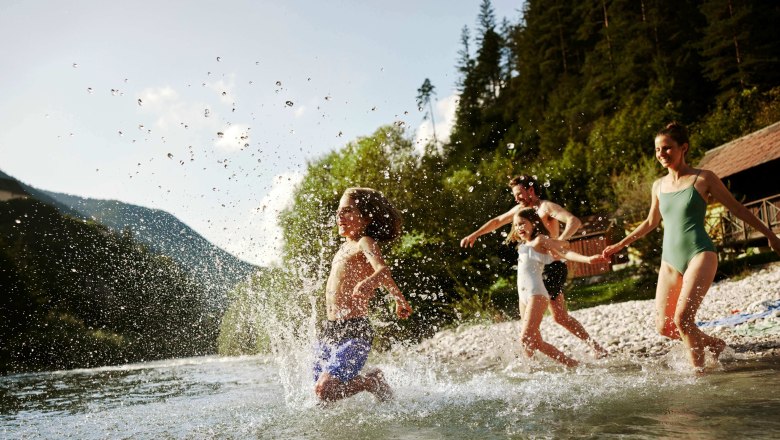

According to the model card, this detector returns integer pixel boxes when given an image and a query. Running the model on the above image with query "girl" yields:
[505,207,606,367]
[602,122,780,371]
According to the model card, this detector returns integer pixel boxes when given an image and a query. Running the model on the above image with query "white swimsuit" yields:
[516,244,554,301]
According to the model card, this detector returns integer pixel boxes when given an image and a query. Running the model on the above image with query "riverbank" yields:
[402,262,780,368]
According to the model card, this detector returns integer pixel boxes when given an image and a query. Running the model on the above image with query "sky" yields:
[0,0,523,266]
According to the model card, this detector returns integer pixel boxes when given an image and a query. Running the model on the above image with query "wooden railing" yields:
[706,194,780,246]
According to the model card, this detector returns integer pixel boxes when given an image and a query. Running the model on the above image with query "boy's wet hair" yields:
[504,207,551,244]
[508,174,542,198]
[656,121,690,147]
[344,187,403,242]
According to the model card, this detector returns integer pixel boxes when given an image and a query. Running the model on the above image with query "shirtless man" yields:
[460,175,607,357]
[313,187,412,403]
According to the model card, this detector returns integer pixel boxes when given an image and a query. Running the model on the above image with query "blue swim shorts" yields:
[313,318,374,383]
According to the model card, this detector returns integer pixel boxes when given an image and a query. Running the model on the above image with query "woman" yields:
[602,122,780,371]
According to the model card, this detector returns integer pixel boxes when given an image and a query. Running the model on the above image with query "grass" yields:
[564,251,780,311]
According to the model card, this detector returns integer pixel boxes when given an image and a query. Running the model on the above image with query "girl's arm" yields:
[702,170,780,254]
[534,236,606,264]
[355,237,412,319]
[602,179,663,258]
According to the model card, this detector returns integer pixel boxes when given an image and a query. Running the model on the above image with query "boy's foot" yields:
[365,368,393,402]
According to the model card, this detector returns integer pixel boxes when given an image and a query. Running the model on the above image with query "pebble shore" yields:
[404,262,780,367]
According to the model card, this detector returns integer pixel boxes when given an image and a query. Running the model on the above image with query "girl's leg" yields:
[655,262,683,340]
[548,293,607,357]
[521,295,579,367]
[676,252,723,369]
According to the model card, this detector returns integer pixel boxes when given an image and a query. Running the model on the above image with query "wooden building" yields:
[567,214,612,278]
[698,121,780,248]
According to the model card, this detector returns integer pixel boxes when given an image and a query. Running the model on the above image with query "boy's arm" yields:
[460,205,519,248]
[356,237,412,319]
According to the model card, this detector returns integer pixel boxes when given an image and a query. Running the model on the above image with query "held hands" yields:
[601,243,623,259]
[587,254,609,264]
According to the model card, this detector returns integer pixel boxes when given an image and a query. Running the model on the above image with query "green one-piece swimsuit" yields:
[658,172,716,275]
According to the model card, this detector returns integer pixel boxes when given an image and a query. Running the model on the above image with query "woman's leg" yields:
[521,295,579,367]
[676,252,723,368]
[655,262,683,340]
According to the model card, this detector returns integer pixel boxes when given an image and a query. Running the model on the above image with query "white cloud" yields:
[205,77,236,105]
[413,93,458,153]
[138,86,217,133]
[214,123,251,152]
[232,172,304,266]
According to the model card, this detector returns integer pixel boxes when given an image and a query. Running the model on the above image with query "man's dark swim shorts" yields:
[542,260,567,301]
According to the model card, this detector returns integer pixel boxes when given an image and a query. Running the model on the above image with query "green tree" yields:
[416,78,438,145]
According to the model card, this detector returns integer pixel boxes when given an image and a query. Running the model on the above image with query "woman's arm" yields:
[602,179,663,258]
[702,170,780,254]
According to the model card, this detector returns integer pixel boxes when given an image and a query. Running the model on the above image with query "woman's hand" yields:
[602,243,623,259]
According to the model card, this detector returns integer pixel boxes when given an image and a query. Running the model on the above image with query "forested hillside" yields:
[218,0,780,353]
[0,199,219,373]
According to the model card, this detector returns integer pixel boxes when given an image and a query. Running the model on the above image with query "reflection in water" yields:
[2,355,780,439]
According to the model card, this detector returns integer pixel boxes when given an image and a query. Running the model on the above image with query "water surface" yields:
[2,352,780,439]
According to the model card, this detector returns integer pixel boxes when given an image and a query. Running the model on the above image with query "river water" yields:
[2,351,780,439]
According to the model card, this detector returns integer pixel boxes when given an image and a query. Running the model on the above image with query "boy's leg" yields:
[315,338,384,402]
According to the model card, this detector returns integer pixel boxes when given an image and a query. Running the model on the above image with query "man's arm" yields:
[542,201,582,240]
[460,205,520,248]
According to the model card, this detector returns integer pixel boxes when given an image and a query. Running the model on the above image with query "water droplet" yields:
[217,132,224,138]
[87,87,93,94]
[507,143,515,150]
[137,99,143,106]
[324,95,332,101]
[543,181,550,187]
[221,91,227,96]
[204,109,210,118]
[285,101,294,107]
[118,131,123,136]
[111,88,119,96]
[216,56,221,62]
[14,219,21,224]
[337,131,343,137]
[72,63,78,68]
[275,81,282,86]
[468,186,474,192]
[167,153,173,159]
